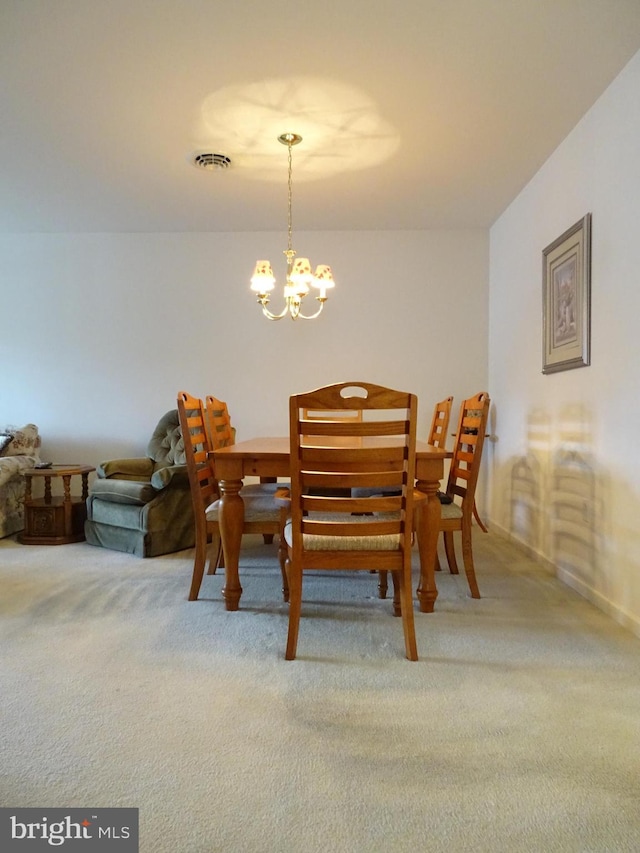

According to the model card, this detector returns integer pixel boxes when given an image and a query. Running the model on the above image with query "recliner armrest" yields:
[89,478,158,506]
[0,455,37,487]
[97,457,154,480]
[150,464,190,490]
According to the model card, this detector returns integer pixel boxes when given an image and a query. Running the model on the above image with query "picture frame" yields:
[542,213,591,374]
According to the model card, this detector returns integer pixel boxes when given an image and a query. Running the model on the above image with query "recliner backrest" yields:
[147,410,186,468]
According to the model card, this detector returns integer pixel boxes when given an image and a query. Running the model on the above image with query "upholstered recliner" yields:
[85,410,195,557]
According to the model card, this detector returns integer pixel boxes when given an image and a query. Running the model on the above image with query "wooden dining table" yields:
[213,436,451,613]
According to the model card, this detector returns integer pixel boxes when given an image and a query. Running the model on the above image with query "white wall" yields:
[0,228,488,464]
[488,49,640,636]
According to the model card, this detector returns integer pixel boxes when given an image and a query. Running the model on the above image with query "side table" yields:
[20,464,95,545]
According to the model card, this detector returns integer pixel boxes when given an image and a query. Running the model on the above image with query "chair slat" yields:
[301,518,402,538]
[302,470,404,489]
[300,419,409,437]
[301,494,404,515]
[300,445,408,465]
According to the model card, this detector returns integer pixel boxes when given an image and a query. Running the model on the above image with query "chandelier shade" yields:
[250,133,335,320]
[250,261,276,293]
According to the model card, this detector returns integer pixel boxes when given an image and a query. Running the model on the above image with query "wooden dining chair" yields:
[205,395,235,450]
[429,396,453,448]
[465,405,489,533]
[177,391,287,602]
[436,391,491,598]
[281,381,421,661]
[205,394,281,543]
[445,400,489,533]
[377,393,454,597]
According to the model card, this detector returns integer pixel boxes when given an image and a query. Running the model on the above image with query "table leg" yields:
[415,476,441,613]
[62,474,72,538]
[218,478,244,611]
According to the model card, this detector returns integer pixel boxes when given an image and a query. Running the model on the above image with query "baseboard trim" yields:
[487,520,640,640]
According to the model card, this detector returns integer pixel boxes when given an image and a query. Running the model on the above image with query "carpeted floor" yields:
[1,531,639,852]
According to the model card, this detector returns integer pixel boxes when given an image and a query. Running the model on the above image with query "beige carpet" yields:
[1,531,639,852]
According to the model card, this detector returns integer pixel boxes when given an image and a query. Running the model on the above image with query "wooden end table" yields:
[20,464,95,545]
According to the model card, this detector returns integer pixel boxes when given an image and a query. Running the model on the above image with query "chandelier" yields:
[250,133,335,320]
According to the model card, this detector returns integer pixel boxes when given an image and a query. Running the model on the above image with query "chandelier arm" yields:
[294,299,327,320]
[259,301,290,321]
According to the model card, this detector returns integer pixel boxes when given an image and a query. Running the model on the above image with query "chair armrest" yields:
[97,457,154,480]
[150,464,190,490]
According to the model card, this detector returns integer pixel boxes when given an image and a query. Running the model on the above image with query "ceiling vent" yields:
[192,152,232,171]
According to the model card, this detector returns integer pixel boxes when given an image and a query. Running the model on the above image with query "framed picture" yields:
[542,213,591,374]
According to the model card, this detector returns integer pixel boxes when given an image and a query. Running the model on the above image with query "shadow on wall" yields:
[510,451,543,552]
[504,404,607,595]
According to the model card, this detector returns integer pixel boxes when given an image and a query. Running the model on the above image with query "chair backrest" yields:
[428,396,453,449]
[444,391,490,512]
[205,396,235,450]
[289,382,418,556]
[177,392,218,524]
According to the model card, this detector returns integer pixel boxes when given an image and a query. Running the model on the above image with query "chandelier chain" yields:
[287,140,293,254]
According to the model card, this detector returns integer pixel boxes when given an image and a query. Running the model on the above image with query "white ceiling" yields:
[2,0,640,233]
